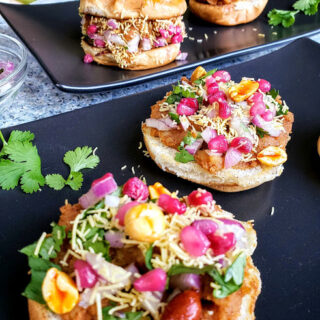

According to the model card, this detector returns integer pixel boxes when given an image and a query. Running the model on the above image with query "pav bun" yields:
[79,0,187,19]
[189,0,268,26]
[81,40,181,70]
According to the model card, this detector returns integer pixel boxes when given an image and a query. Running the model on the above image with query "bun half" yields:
[189,0,268,26]
[81,40,181,70]
[79,0,187,19]
[142,125,283,192]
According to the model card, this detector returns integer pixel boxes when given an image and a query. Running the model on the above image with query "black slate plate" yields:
[0,1,320,92]
[0,38,320,319]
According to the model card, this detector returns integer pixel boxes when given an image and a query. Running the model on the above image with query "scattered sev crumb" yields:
[189,36,195,41]
[131,166,135,175]
[252,28,257,32]
[270,207,275,216]
[138,141,143,149]
[213,30,218,34]
[143,150,150,158]
[241,29,245,32]
[258,33,265,38]
[197,39,203,43]
[204,33,208,40]
[121,165,127,171]
[272,32,278,36]
[188,27,193,31]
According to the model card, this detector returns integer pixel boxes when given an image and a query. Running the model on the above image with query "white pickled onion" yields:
[134,269,167,292]
[104,31,126,46]
[170,273,201,291]
[180,226,210,257]
[224,147,242,169]
[145,118,177,131]
[185,139,203,155]
[192,219,218,236]
[107,19,118,30]
[201,127,217,144]
[141,291,163,316]
[116,201,140,226]
[141,38,152,51]
[180,116,190,131]
[176,52,188,61]
[74,260,98,289]
[79,189,99,209]
[218,218,246,248]
[125,263,140,283]
[162,117,178,128]
[154,37,167,47]
[104,230,124,248]
[252,114,281,137]
[127,34,140,53]
[104,195,120,207]
[230,116,254,142]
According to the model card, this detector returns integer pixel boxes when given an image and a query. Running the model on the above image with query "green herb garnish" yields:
[267,89,288,116]
[193,68,217,85]
[175,146,194,163]
[169,112,180,124]
[166,84,197,104]
[182,131,196,146]
[102,306,143,320]
[145,244,154,270]
[256,127,269,138]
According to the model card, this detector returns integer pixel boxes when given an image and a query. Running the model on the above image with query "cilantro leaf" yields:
[293,0,320,15]
[169,112,180,124]
[111,186,123,197]
[267,9,299,28]
[0,140,45,193]
[45,174,66,190]
[22,257,61,304]
[256,127,269,138]
[193,68,217,84]
[267,88,279,100]
[145,244,154,270]
[224,252,246,285]
[168,264,214,276]
[64,146,100,172]
[8,130,34,143]
[84,239,110,261]
[66,171,83,190]
[166,85,197,105]
[51,223,66,251]
[102,306,143,320]
[175,146,194,163]
[183,132,196,146]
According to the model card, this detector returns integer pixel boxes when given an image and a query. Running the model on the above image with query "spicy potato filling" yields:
[81,14,186,52]
[144,67,294,172]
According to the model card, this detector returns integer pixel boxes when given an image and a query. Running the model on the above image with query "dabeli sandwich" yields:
[79,0,187,70]
[142,66,294,192]
[22,173,261,320]
[189,0,268,26]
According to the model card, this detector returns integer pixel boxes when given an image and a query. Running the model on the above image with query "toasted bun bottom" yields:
[81,40,181,70]
[189,0,268,26]
[142,126,283,192]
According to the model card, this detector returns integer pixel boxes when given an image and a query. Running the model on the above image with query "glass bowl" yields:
[0,34,28,113]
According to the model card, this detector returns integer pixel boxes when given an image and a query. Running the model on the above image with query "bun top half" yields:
[79,0,187,19]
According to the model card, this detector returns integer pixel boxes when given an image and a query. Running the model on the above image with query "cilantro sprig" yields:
[168,253,246,299]
[102,306,143,320]
[145,244,154,270]
[267,88,288,116]
[46,146,99,191]
[193,68,217,85]
[268,0,320,28]
[0,130,100,193]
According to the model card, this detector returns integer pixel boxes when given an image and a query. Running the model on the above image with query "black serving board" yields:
[0,38,320,319]
[0,1,320,92]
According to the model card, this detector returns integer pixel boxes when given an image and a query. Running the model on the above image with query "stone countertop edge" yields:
[0,14,320,129]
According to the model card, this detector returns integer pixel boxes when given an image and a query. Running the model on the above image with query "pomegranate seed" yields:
[94,39,105,48]
[134,268,167,292]
[205,75,216,87]
[213,70,231,83]
[171,33,183,44]
[207,82,219,96]
[176,98,198,116]
[158,194,186,215]
[159,28,169,38]
[247,92,263,104]
[175,25,182,35]
[208,135,228,153]
[123,177,149,201]
[250,101,266,116]
[208,91,227,105]
[257,79,271,93]
[83,54,93,64]
[261,110,273,122]
[188,189,214,206]
[230,137,253,154]
[208,232,236,255]
[192,219,218,236]
[87,24,97,35]
[218,101,231,119]
[180,226,210,257]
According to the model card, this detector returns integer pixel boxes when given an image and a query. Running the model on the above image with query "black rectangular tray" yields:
[0,38,319,319]
[0,1,320,92]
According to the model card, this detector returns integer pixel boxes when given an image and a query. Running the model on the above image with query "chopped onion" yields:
[224,147,242,169]
[141,291,163,316]
[141,38,152,51]
[104,230,124,248]
[145,118,177,131]
[74,260,99,289]
[230,116,254,142]
[127,34,140,53]
[180,116,190,131]
[176,52,188,61]
[134,268,167,292]
[170,273,201,291]
[201,127,217,144]
[218,218,246,248]
[125,263,140,283]
[154,37,167,47]
[107,19,118,30]
[252,114,281,137]
[104,195,120,207]
[185,139,203,155]
[104,31,126,46]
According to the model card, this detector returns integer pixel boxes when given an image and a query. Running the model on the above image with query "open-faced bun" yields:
[79,0,187,19]
[28,299,59,320]
[189,0,268,26]
[81,40,181,70]
[142,125,284,192]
